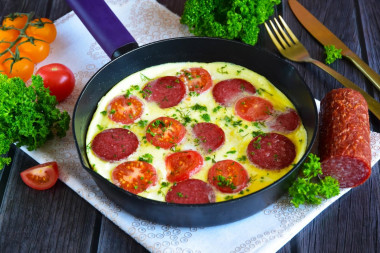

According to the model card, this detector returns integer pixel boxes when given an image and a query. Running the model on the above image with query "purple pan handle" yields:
[65,0,138,59]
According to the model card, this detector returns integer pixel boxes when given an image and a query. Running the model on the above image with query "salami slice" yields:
[318,88,371,188]
[247,133,296,170]
[235,96,273,122]
[142,76,186,108]
[212,78,256,106]
[91,128,139,162]
[268,109,300,132]
[165,179,216,204]
[193,122,225,153]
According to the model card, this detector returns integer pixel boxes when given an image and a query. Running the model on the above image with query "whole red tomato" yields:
[36,63,75,102]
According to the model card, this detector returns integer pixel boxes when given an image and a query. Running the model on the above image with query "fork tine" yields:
[273,18,293,45]
[269,20,289,49]
[264,22,284,51]
[278,15,299,43]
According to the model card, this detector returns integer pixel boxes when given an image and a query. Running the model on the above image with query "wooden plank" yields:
[0,149,97,252]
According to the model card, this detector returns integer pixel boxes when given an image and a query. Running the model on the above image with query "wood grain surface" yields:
[0,0,378,252]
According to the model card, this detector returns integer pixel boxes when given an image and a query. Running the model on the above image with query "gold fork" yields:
[265,16,380,120]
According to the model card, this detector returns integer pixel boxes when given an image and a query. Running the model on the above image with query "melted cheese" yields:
[86,62,307,202]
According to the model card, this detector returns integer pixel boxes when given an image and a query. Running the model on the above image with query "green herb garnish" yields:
[289,153,340,208]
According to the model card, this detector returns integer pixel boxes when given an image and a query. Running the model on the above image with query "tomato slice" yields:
[107,95,144,124]
[20,162,59,190]
[178,67,212,94]
[235,96,273,122]
[165,150,203,182]
[111,161,157,194]
[146,117,186,149]
[208,160,249,193]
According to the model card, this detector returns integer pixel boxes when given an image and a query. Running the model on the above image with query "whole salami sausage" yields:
[319,88,371,188]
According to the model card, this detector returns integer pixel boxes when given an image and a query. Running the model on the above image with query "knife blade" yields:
[288,0,380,93]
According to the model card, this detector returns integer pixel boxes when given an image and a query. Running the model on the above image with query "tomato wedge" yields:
[20,162,59,190]
[146,117,186,149]
[235,96,273,122]
[178,67,212,94]
[165,150,203,182]
[208,160,249,193]
[111,161,157,194]
[107,95,144,124]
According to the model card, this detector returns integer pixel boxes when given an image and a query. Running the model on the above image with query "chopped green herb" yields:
[217,64,228,74]
[237,155,247,162]
[138,153,153,163]
[140,73,152,81]
[226,150,236,154]
[137,120,148,128]
[189,91,200,97]
[213,105,222,113]
[100,111,107,116]
[201,113,211,122]
[191,103,207,112]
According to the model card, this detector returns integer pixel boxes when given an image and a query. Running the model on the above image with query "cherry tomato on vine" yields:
[20,162,59,190]
[0,27,19,43]
[16,37,50,63]
[0,44,12,65]
[0,64,5,75]
[2,13,28,29]
[36,63,75,102]
[3,55,34,82]
[26,18,57,43]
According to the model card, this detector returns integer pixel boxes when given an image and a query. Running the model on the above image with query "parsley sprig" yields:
[289,153,340,207]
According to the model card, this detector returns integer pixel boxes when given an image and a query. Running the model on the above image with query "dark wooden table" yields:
[1,0,379,252]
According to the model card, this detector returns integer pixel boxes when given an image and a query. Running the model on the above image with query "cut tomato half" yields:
[178,67,212,94]
[20,162,59,190]
[111,161,157,194]
[165,150,203,182]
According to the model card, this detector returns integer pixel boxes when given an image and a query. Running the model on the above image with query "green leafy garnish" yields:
[138,153,154,163]
[180,0,281,46]
[0,75,70,168]
[324,45,342,64]
[289,153,340,208]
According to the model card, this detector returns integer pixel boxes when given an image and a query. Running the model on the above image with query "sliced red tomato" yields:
[20,162,59,190]
[165,150,203,182]
[107,95,143,124]
[111,161,157,194]
[208,160,249,193]
[235,96,273,122]
[146,117,186,149]
[178,67,212,94]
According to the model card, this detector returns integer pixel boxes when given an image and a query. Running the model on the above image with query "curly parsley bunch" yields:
[180,0,281,46]
[289,153,340,207]
[0,74,70,168]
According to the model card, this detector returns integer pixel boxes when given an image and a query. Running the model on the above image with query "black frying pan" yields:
[68,0,318,226]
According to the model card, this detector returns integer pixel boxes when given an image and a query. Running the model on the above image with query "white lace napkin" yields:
[20,1,380,252]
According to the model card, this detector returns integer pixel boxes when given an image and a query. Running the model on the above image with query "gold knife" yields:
[288,0,380,93]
